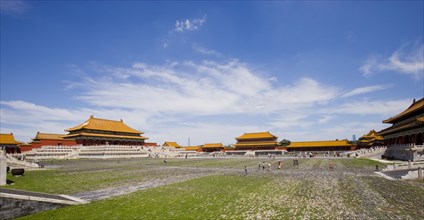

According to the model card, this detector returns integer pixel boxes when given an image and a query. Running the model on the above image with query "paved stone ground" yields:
[72,166,238,201]
[71,159,381,201]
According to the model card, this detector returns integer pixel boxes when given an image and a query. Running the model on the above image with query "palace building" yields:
[199,143,224,152]
[379,98,424,161]
[358,130,384,147]
[0,133,21,154]
[63,116,148,146]
[287,140,354,152]
[20,132,77,152]
[233,132,278,150]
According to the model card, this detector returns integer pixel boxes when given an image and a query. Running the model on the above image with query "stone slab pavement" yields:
[72,172,216,201]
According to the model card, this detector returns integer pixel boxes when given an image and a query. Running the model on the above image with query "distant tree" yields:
[279,139,291,147]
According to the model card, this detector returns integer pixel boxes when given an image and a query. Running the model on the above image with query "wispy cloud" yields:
[323,99,412,116]
[341,84,391,98]
[70,60,339,115]
[174,15,207,32]
[0,0,29,15]
[359,43,424,79]
[192,43,222,57]
[1,59,341,143]
[0,57,411,144]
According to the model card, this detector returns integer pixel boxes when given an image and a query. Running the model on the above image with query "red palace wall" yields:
[19,144,33,152]
[20,139,77,152]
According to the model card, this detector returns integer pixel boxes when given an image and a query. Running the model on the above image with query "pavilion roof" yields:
[236,131,278,140]
[65,116,143,134]
[360,130,383,140]
[383,98,424,124]
[0,133,21,145]
[33,132,66,141]
[163,141,182,148]
[184,146,200,151]
[287,140,352,148]
[233,142,277,147]
[202,143,224,148]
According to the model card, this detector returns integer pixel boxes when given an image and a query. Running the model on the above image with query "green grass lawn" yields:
[2,158,422,219]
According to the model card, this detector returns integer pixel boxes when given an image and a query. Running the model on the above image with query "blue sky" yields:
[1,1,423,145]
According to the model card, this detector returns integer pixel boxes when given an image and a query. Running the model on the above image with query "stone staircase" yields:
[5,154,40,169]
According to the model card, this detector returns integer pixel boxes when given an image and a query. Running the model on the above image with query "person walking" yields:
[244,166,248,176]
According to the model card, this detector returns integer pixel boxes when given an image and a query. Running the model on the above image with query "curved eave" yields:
[383,98,424,124]
[378,121,423,136]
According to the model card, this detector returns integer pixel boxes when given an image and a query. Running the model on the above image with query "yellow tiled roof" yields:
[234,141,277,146]
[360,130,383,140]
[362,129,377,138]
[64,132,147,140]
[287,140,352,148]
[378,120,422,136]
[33,132,66,140]
[236,132,278,140]
[65,116,143,134]
[0,133,20,145]
[383,98,424,123]
[163,141,182,148]
[418,116,424,122]
[184,146,200,151]
[202,143,224,148]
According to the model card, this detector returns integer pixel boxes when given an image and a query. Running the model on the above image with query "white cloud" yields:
[70,60,339,116]
[324,99,412,116]
[341,84,391,98]
[1,59,343,143]
[174,15,207,32]
[0,57,411,145]
[359,44,424,78]
[0,0,29,15]
[268,112,313,130]
[192,43,221,57]
[315,122,390,142]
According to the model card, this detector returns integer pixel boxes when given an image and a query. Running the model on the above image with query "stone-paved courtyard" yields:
[3,157,424,219]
